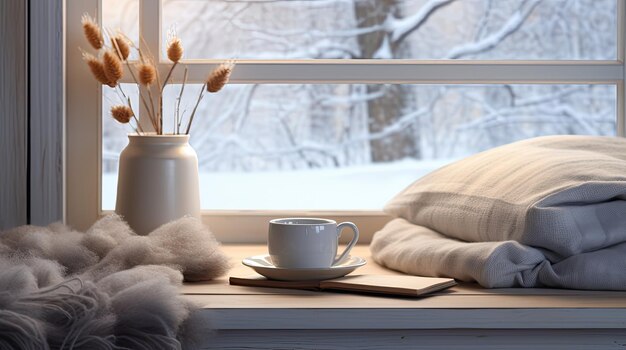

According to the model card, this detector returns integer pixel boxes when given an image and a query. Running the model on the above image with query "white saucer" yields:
[242,255,366,281]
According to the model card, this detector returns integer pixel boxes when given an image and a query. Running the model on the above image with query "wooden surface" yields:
[29,0,64,226]
[182,245,626,330]
[186,245,626,349]
[0,1,28,229]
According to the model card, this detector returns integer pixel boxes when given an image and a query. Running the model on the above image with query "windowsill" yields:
[181,244,626,347]
[99,211,392,243]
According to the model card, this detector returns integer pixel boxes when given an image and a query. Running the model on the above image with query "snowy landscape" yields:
[102,0,617,210]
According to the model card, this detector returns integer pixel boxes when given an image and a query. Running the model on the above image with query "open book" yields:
[229,274,456,297]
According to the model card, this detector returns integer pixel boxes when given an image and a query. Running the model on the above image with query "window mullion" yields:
[617,0,626,136]
[618,0,625,63]
[138,0,161,132]
[66,0,101,231]
[119,61,624,85]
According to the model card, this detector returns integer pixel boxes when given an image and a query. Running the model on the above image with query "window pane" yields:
[102,84,616,210]
[102,83,139,210]
[103,0,139,59]
[161,0,616,60]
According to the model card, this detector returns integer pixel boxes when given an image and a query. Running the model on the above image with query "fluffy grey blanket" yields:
[0,214,230,349]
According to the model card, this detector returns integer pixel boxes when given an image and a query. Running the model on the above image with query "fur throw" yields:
[0,215,231,349]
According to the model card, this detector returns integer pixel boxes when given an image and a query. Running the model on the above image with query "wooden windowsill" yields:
[181,244,626,349]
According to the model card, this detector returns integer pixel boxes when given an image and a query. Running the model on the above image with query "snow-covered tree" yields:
[103,0,616,173]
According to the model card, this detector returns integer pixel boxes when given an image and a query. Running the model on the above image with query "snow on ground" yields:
[102,159,454,211]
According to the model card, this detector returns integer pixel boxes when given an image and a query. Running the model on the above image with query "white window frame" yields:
[66,0,626,243]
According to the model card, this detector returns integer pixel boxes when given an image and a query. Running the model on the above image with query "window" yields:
[162,0,617,60]
[66,0,626,242]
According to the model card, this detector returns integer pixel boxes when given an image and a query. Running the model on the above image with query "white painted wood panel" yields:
[200,212,390,244]
[617,0,626,136]
[186,293,626,309]
[203,330,626,350]
[66,0,101,231]
[0,1,28,229]
[124,60,625,85]
[29,0,64,226]
[197,307,626,330]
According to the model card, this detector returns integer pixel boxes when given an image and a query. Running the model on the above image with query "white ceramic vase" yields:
[115,134,201,235]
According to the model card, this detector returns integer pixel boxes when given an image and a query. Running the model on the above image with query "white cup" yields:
[268,218,360,269]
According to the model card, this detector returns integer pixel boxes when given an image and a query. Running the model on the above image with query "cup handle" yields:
[333,222,359,266]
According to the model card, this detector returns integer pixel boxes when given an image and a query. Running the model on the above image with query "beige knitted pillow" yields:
[384,135,626,257]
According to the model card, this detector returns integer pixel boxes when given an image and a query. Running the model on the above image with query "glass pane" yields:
[102,0,140,59]
[102,84,139,210]
[161,0,616,60]
[102,84,616,210]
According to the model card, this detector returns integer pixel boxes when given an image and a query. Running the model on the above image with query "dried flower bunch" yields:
[80,14,234,135]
